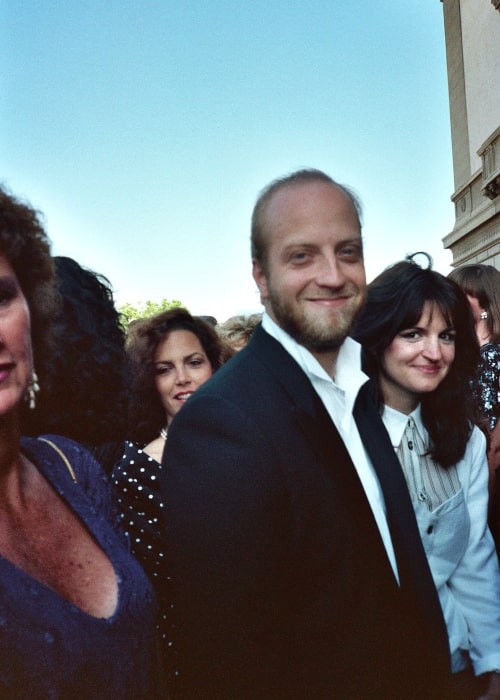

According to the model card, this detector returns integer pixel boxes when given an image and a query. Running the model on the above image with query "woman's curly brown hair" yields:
[0,186,59,425]
[126,307,233,443]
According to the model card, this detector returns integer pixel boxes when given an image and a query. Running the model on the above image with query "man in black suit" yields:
[161,169,451,698]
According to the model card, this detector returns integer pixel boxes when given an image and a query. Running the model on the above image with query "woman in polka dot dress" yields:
[112,308,231,661]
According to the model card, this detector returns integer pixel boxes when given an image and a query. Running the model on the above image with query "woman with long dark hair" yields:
[354,259,500,700]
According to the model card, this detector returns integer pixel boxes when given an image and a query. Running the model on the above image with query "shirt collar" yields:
[261,311,368,399]
[382,403,426,447]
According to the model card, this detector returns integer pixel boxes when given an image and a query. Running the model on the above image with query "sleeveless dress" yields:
[0,435,163,699]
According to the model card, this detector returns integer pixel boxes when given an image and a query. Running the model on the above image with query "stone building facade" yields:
[440,0,500,267]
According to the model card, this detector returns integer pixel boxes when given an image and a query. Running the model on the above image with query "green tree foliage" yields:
[118,298,185,326]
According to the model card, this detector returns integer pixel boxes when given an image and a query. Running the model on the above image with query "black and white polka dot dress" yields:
[112,440,170,646]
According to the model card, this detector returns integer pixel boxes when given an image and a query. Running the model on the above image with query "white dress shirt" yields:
[383,403,500,674]
[261,312,399,582]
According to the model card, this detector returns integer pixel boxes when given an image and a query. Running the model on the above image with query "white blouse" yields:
[383,404,500,674]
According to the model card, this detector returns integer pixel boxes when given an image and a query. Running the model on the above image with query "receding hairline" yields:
[251,169,362,264]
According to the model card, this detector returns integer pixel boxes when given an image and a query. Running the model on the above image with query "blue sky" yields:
[1,1,454,322]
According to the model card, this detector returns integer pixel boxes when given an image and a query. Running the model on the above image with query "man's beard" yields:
[268,285,365,354]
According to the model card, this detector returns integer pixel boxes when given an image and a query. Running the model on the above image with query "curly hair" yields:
[28,256,129,454]
[0,186,59,426]
[217,313,262,350]
[353,260,480,468]
[126,307,232,443]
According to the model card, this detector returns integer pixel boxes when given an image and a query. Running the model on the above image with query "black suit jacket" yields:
[161,325,450,699]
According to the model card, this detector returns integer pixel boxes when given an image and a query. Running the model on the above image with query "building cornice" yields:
[478,126,500,201]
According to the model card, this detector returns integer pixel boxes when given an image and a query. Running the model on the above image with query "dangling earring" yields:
[26,370,40,410]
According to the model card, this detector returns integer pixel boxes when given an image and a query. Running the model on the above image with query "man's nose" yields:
[315,256,345,288]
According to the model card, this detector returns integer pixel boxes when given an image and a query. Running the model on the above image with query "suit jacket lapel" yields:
[353,381,431,578]
[249,326,362,474]
[354,381,450,662]
[248,326,397,536]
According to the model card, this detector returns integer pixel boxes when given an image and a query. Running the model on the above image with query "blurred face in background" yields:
[465,294,491,345]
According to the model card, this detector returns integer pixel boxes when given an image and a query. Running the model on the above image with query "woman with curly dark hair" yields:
[0,188,58,416]
[0,186,163,697]
[112,307,232,654]
[24,256,129,473]
[354,258,500,700]
[123,307,229,448]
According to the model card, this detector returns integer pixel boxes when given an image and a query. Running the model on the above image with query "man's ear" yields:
[252,258,269,302]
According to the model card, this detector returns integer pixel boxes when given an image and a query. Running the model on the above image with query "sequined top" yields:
[473,342,500,430]
[112,441,170,649]
[0,435,162,699]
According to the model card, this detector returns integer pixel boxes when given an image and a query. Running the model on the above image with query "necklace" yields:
[160,427,168,441]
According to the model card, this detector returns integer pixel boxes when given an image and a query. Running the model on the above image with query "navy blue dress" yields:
[0,435,162,699]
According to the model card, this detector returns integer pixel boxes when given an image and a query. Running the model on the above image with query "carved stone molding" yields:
[478,127,500,200]
[453,224,500,260]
